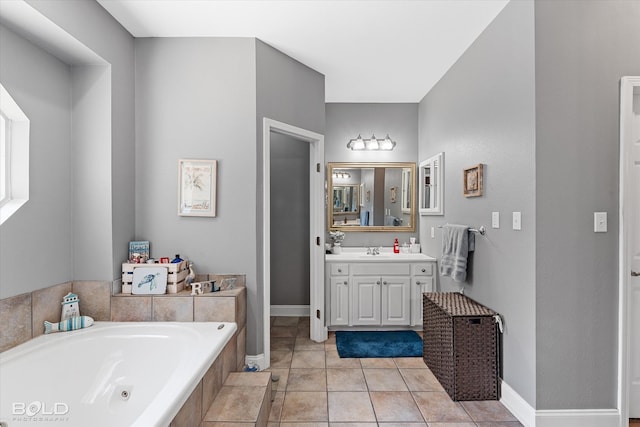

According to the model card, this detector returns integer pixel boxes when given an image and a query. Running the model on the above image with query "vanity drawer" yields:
[331,263,350,276]
[412,263,434,276]
[351,263,410,276]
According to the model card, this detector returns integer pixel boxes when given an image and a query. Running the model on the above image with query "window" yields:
[0,112,7,205]
[0,84,30,225]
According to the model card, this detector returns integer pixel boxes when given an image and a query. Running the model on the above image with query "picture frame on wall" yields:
[178,159,217,217]
[463,164,483,197]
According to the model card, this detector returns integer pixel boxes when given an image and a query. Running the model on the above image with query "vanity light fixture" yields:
[347,133,396,151]
[347,134,366,150]
[333,171,351,179]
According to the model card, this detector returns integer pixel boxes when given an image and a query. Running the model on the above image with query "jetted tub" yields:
[0,321,237,427]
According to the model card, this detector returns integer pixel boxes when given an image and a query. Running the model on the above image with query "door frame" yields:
[618,76,640,425]
[262,118,327,369]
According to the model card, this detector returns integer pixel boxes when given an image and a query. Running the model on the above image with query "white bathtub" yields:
[0,321,237,427]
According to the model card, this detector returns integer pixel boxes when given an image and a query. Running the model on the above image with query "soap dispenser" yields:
[393,238,400,254]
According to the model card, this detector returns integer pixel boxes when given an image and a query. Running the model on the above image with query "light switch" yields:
[492,212,500,229]
[594,212,607,232]
[431,226,435,238]
[512,212,522,230]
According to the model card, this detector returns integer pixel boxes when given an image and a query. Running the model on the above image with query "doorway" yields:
[270,133,310,314]
[262,118,326,370]
[619,76,640,425]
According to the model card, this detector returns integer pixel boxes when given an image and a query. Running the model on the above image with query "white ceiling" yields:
[96,0,509,103]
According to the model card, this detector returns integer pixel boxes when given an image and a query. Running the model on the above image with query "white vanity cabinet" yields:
[411,262,436,325]
[351,275,411,325]
[351,276,382,325]
[326,252,436,329]
[330,263,350,326]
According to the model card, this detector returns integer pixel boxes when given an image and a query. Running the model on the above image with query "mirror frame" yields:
[327,162,416,232]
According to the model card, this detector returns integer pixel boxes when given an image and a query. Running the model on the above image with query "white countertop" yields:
[325,247,436,262]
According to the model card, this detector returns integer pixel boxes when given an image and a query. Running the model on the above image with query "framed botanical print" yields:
[178,159,217,217]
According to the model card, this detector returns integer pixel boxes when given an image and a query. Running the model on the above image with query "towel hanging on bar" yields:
[440,224,474,282]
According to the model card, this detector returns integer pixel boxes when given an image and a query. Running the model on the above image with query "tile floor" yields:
[267,316,522,427]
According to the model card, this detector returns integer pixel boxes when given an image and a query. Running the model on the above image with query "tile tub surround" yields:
[0,275,246,359]
[0,293,32,352]
[170,330,241,427]
[1,278,250,427]
[0,280,111,351]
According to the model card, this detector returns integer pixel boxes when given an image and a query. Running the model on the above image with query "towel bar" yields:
[437,225,486,235]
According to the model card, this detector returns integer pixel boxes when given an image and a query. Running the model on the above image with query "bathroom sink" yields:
[326,249,436,262]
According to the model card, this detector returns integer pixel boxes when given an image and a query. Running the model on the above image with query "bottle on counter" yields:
[393,238,400,254]
[171,254,183,263]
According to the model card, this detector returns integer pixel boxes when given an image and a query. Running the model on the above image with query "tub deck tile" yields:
[224,372,271,387]
[203,372,272,427]
[204,385,267,422]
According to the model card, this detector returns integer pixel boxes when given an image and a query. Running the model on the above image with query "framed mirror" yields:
[419,152,444,215]
[328,162,416,232]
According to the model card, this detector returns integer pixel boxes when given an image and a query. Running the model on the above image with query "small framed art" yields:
[463,164,483,197]
[178,159,217,217]
[132,266,167,295]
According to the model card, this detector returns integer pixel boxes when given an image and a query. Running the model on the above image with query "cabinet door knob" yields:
[421,268,426,273]
[632,270,640,277]
[416,281,421,285]
[383,281,388,285]
[338,269,342,273]
[343,281,348,285]
[376,281,381,285]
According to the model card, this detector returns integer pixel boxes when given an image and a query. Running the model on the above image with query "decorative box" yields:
[122,260,188,294]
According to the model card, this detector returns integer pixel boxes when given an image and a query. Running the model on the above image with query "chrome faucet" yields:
[366,246,381,255]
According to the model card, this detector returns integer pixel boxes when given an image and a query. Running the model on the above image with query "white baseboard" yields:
[245,353,266,371]
[536,409,620,427]
[500,380,536,427]
[500,380,621,427]
[270,305,310,317]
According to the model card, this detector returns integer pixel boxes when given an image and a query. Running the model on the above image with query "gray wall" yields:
[0,0,135,297]
[256,39,325,354]
[134,38,257,297]
[418,0,537,407]
[71,65,113,280]
[270,132,310,306]
[534,0,640,409]
[0,25,73,298]
[0,0,134,297]
[325,103,419,247]
[134,38,324,356]
[26,0,136,282]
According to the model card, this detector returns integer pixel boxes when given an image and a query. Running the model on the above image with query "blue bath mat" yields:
[336,330,423,358]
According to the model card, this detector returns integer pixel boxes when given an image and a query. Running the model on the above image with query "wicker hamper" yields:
[422,292,501,401]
